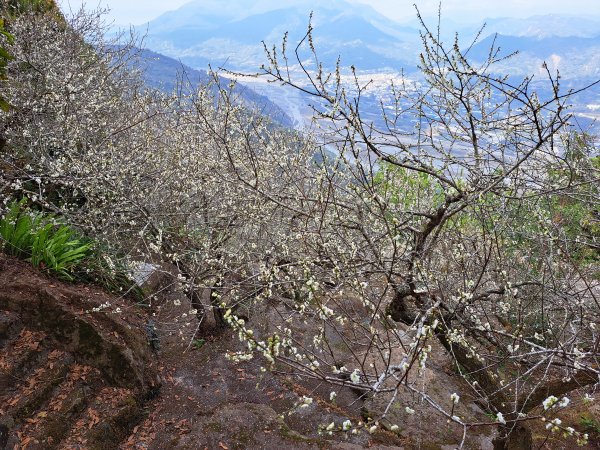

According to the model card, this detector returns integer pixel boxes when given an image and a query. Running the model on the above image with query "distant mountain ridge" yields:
[140,0,420,72]
[468,33,600,79]
[139,1,600,79]
[481,14,600,38]
[132,2,600,133]
[132,48,293,127]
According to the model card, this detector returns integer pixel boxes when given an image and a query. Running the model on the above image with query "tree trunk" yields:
[387,283,417,324]
[210,278,228,330]
[493,423,532,450]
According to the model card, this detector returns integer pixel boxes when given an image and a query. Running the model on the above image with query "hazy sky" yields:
[58,0,600,26]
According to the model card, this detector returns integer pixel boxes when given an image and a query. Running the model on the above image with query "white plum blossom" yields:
[300,396,313,408]
[543,395,559,410]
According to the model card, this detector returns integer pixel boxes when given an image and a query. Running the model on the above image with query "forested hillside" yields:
[0,2,599,449]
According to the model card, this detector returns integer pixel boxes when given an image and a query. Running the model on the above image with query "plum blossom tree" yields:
[220,14,600,450]
[0,2,315,322]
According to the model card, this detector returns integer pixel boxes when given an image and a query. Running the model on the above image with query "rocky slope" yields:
[0,256,159,449]
[1,255,598,449]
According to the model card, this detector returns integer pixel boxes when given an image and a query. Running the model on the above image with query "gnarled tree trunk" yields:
[493,423,532,450]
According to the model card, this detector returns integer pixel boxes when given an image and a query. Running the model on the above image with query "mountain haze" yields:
[481,14,600,38]
[141,0,419,71]
[141,2,600,79]
[137,1,600,132]
[468,33,600,79]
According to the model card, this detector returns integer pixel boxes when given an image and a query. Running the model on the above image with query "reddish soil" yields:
[0,255,158,449]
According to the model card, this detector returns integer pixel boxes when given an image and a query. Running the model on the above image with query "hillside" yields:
[2,2,599,449]
[133,48,294,127]
[0,255,157,448]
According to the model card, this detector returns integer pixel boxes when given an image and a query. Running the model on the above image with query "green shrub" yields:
[580,415,600,434]
[0,200,91,279]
